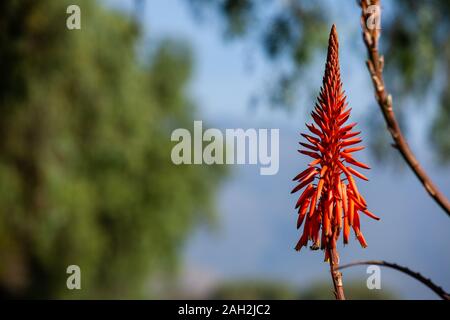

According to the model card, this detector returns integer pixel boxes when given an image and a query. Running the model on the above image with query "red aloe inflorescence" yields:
[291,25,379,261]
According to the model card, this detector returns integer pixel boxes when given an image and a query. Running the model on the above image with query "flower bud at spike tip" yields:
[291,25,379,256]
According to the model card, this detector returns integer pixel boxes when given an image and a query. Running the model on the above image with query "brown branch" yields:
[327,245,346,300]
[338,260,450,300]
[359,0,450,216]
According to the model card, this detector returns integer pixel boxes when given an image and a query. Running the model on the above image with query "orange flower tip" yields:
[347,166,369,181]
[296,214,306,229]
[343,146,365,153]
[347,159,371,170]
[299,150,321,159]
[357,233,368,248]
[331,24,337,33]
[291,177,314,194]
[362,209,380,220]
[292,167,315,181]
[342,138,362,147]
[308,159,321,167]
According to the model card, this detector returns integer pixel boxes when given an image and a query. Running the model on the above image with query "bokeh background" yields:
[0,0,449,299]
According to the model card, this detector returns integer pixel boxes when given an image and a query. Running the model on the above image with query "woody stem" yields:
[359,0,450,216]
[328,245,345,300]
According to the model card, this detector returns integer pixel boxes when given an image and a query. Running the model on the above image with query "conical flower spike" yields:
[291,25,379,257]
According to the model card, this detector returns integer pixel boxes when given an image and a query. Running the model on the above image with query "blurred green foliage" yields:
[299,280,397,300]
[211,280,299,300]
[209,279,397,300]
[185,0,450,162]
[0,0,224,298]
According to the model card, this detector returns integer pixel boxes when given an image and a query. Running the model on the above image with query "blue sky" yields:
[106,0,450,299]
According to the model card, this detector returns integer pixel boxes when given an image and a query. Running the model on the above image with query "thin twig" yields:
[338,260,450,300]
[359,0,450,216]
